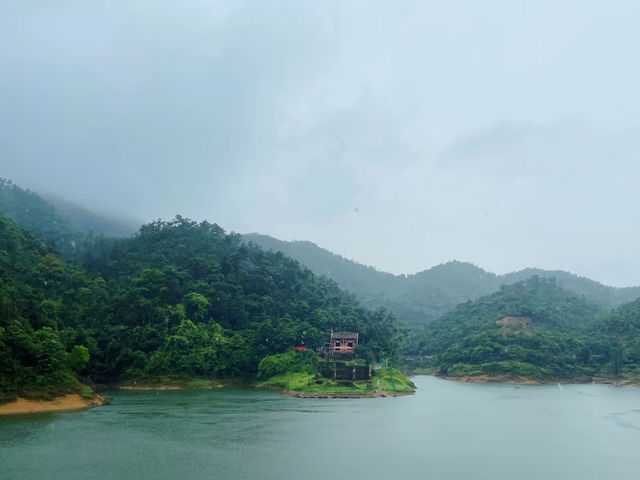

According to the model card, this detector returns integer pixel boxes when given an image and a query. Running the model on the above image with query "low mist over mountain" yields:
[245,233,640,328]
[0,178,140,263]
[42,193,139,239]
[0,178,84,259]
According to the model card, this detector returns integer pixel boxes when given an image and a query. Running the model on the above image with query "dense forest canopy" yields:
[83,216,401,379]
[0,215,92,401]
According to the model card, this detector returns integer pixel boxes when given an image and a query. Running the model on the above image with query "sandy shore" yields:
[0,394,105,415]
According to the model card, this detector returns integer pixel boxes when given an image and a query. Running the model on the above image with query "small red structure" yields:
[294,345,307,351]
[330,332,358,353]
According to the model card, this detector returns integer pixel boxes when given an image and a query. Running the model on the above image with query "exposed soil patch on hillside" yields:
[496,316,532,336]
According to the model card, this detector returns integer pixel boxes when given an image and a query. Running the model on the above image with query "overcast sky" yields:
[2,1,640,286]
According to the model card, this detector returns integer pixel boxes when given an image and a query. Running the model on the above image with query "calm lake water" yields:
[1,376,639,479]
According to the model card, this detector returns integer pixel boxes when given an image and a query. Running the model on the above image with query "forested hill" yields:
[598,296,640,374]
[244,233,640,328]
[0,214,400,401]
[244,233,496,327]
[84,218,398,368]
[411,277,620,379]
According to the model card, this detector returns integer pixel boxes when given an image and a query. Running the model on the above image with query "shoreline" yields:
[119,384,187,391]
[118,379,244,391]
[433,373,640,386]
[117,375,640,391]
[4,374,634,416]
[0,394,105,416]
[119,382,413,397]
[282,389,412,398]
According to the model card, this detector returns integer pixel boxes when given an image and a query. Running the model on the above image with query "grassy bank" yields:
[258,367,415,396]
[376,367,416,393]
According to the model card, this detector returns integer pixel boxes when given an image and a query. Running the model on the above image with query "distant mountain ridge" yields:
[500,268,640,309]
[243,233,640,328]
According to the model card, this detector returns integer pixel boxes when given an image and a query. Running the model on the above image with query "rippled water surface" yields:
[1,376,639,479]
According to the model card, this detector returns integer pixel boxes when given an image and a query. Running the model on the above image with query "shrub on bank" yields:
[257,349,318,379]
